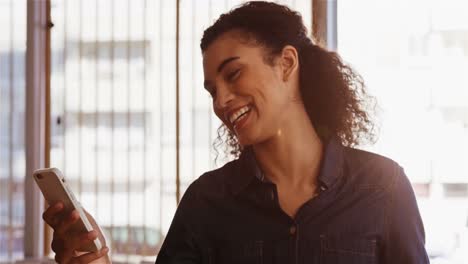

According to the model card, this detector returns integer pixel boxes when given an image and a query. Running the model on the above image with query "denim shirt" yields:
[155,139,429,264]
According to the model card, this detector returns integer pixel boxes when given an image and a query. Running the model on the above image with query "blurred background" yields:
[0,0,467,263]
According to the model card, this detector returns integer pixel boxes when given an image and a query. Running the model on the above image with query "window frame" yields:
[24,0,51,259]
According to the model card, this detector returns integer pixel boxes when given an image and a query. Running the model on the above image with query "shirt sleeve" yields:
[382,166,430,264]
[155,180,202,264]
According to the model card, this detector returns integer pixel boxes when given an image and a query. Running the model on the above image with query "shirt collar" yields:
[228,138,344,195]
[229,146,260,195]
[317,137,344,189]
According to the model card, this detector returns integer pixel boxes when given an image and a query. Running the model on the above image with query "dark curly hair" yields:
[201,1,377,161]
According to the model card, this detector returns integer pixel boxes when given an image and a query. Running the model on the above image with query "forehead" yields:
[202,31,264,72]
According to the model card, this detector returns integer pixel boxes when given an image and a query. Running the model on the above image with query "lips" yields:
[224,104,252,126]
[230,106,251,123]
[232,108,252,131]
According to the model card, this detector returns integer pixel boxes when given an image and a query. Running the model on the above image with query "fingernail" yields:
[71,210,79,219]
[102,247,109,253]
[55,203,63,209]
[87,230,97,239]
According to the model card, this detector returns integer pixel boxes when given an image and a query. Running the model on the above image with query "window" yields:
[338,0,468,261]
[0,0,26,262]
[444,183,468,198]
[48,0,312,262]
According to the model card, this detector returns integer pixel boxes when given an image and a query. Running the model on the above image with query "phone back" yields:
[33,168,102,252]
[33,168,78,213]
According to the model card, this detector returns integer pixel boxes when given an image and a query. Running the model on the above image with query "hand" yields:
[42,202,111,264]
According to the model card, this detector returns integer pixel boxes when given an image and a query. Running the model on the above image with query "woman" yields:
[43,1,429,263]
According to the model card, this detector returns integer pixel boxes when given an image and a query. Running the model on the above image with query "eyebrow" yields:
[204,56,240,90]
[217,56,240,73]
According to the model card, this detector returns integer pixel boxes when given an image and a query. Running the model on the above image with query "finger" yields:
[73,230,98,252]
[59,230,97,255]
[56,210,80,237]
[70,247,109,264]
[54,253,61,263]
[55,246,75,264]
[54,248,73,264]
[55,231,97,264]
[51,238,65,254]
[43,202,64,227]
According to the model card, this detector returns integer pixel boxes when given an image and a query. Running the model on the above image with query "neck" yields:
[252,105,324,189]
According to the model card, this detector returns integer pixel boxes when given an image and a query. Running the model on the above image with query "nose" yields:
[214,84,235,110]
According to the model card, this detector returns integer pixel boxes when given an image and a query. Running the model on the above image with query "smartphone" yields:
[33,167,103,252]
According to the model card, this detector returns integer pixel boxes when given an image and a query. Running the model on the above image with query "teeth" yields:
[229,106,251,125]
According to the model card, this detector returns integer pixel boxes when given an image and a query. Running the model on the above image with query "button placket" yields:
[289,225,297,235]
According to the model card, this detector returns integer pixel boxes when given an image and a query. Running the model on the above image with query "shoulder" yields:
[341,146,405,191]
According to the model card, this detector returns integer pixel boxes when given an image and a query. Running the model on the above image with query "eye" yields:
[226,69,240,82]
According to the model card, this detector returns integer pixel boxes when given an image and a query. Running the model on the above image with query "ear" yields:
[279,45,299,82]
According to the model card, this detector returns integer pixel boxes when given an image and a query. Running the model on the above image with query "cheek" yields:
[258,93,287,125]
[214,109,224,123]
[252,76,281,106]
[254,86,278,114]
[214,109,231,129]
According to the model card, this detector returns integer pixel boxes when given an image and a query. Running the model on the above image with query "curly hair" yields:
[201,1,377,161]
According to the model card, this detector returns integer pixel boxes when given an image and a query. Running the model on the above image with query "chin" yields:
[236,133,256,147]
[234,122,267,147]
[237,136,252,147]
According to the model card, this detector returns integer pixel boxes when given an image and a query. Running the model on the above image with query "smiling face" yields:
[203,30,300,147]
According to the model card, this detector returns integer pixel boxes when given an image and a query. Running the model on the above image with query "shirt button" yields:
[289,225,296,235]
[320,185,327,191]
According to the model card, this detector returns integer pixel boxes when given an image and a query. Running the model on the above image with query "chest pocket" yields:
[320,235,378,264]
[212,240,264,264]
